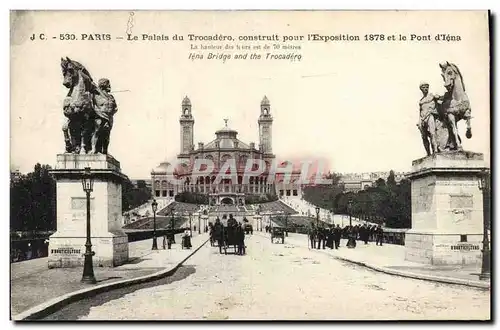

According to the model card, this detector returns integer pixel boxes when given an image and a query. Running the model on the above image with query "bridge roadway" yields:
[44,233,490,320]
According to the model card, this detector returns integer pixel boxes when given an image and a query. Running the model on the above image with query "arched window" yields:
[239,155,249,168]
[221,154,232,165]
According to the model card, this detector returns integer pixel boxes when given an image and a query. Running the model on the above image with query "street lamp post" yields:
[81,167,96,284]
[315,206,320,228]
[348,200,353,227]
[151,199,158,250]
[189,212,193,237]
[478,170,490,280]
[198,212,201,234]
[170,208,176,244]
[285,212,289,237]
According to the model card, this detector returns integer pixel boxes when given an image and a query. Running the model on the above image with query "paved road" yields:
[45,234,490,320]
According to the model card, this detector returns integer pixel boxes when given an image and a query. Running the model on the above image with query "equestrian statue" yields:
[417,61,472,156]
[60,57,118,154]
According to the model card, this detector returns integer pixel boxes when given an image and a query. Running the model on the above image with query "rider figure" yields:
[417,82,442,155]
[92,78,118,154]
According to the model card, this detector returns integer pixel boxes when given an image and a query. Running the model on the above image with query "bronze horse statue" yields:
[60,57,117,155]
[61,57,96,154]
[439,61,472,151]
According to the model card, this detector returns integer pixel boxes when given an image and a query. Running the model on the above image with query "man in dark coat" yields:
[237,223,246,255]
[213,218,224,252]
[334,224,342,249]
[362,224,369,244]
[376,224,384,246]
[326,226,334,249]
[319,226,327,249]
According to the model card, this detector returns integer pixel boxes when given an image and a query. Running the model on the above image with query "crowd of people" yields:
[308,223,384,249]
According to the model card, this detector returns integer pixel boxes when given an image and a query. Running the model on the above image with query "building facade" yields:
[151,96,303,206]
[340,171,408,192]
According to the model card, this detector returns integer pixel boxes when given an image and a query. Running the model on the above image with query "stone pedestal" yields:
[48,154,129,268]
[405,151,487,266]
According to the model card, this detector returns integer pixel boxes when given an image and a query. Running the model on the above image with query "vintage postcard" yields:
[10,10,491,321]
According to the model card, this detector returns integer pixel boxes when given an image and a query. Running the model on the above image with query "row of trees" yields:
[11,164,152,232]
[174,191,209,204]
[302,172,344,211]
[245,193,278,205]
[122,179,152,212]
[10,164,57,232]
[303,171,411,228]
[173,191,278,205]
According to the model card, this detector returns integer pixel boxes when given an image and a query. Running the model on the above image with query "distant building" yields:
[339,171,408,192]
[151,96,303,207]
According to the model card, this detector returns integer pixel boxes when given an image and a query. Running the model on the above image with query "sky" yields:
[10,10,490,179]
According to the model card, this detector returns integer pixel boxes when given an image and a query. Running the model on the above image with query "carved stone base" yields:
[48,154,129,268]
[48,234,128,268]
[405,230,482,266]
[405,151,487,266]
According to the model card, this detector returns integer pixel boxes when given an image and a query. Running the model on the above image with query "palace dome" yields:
[152,162,172,174]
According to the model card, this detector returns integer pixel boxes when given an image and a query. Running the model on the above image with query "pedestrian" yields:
[182,229,192,249]
[347,226,356,248]
[237,224,246,255]
[376,225,384,246]
[362,224,369,244]
[317,226,326,249]
[369,225,376,242]
[326,226,334,249]
[334,224,341,249]
[308,225,316,249]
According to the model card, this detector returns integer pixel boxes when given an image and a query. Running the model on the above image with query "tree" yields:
[10,163,57,232]
[136,180,147,189]
[330,170,411,228]
[375,178,386,188]
[122,178,152,211]
[174,191,209,204]
[303,172,344,211]
[387,170,397,188]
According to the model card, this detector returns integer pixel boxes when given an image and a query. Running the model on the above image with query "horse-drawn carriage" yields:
[244,224,253,235]
[210,218,245,255]
[271,227,285,244]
